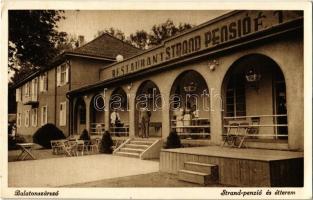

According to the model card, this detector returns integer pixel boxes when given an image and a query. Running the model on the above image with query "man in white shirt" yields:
[110,109,120,127]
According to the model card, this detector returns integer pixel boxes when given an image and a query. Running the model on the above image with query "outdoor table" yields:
[16,143,36,161]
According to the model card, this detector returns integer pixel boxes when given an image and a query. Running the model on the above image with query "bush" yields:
[100,131,113,154]
[32,123,66,149]
[8,134,26,150]
[79,129,90,141]
[165,131,182,149]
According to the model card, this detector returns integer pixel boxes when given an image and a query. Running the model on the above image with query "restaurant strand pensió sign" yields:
[101,10,302,80]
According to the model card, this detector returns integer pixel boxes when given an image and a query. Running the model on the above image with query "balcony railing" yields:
[171,118,210,139]
[90,123,105,135]
[110,123,129,137]
[223,114,288,140]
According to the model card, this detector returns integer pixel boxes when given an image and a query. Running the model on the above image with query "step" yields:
[130,140,156,145]
[184,162,218,175]
[124,144,150,149]
[120,147,145,154]
[178,169,211,185]
[115,151,140,158]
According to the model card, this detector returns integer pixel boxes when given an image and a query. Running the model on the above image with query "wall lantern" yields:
[184,81,197,93]
[127,82,133,91]
[208,59,219,71]
[245,66,261,92]
[245,66,261,82]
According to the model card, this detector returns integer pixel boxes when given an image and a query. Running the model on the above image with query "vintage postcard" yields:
[1,0,312,199]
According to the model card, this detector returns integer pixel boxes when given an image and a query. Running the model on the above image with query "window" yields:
[17,113,22,127]
[41,106,48,125]
[31,108,38,127]
[57,63,69,86]
[226,76,246,117]
[24,82,30,97]
[16,88,21,102]
[39,72,48,92]
[25,110,30,127]
[59,102,66,126]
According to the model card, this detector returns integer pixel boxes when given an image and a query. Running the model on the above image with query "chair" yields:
[76,140,85,156]
[59,140,73,157]
[87,139,99,153]
[247,117,260,137]
[222,121,239,147]
[51,140,63,155]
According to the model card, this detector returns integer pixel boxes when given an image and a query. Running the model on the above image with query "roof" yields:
[11,33,142,89]
[67,33,142,60]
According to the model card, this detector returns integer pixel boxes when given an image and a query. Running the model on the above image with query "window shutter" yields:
[45,72,48,91]
[57,66,61,86]
[63,102,67,125]
[65,64,69,83]
[39,75,43,92]
[16,88,21,102]
[41,107,43,125]
[34,109,38,127]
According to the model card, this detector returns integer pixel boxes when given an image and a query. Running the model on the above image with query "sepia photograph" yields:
[2,1,312,199]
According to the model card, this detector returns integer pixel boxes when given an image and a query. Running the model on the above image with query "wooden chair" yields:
[76,140,85,156]
[87,139,99,153]
[51,140,63,155]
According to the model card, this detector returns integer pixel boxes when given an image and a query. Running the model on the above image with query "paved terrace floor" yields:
[8,154,159,187]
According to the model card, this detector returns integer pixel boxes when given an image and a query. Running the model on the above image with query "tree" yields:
[148,19,194,46]
[9,10,67,83]
[95,27,127,42]
[95,20,193,50]
[129,30,149,49]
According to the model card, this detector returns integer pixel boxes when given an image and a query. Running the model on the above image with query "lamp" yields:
[184,81,197,93]
[208,59,219,71]
[245,67,261,82]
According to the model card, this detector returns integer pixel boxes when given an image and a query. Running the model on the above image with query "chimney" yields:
[78,35,85,47]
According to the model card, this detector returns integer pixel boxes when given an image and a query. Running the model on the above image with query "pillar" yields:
[128,91,136,138]
[161,85,171,139]
[84,95,92,133]
[104,89,112,131]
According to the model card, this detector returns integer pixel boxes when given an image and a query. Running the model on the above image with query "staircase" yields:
[113,138,162,159]
[178,161,219,185]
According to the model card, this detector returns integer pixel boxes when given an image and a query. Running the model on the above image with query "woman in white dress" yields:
[175,107,184,134]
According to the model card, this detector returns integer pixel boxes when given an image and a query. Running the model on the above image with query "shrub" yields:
[165,131,182,149]
[32,123,66,149]
[100,131,113,154]
[79,129,90,141]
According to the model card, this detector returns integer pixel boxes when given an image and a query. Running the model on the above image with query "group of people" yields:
[110,107,152,138]
[174,103,200,134]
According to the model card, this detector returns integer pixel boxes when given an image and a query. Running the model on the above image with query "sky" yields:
[57,10,230,43]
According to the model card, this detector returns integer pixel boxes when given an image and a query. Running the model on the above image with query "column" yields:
[128,91,136,138]
[84,95,92,133]
[161,86,171,140]
[104,89,111,131]
[210,87,223,145]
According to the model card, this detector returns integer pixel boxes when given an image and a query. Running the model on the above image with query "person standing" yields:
[110,109,120,135]
[140,107,151,138]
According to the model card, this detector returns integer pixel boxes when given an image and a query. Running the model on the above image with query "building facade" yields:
[14,10,304,151]
[13,34,141,140]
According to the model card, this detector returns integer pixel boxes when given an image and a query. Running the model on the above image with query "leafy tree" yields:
[9,10,67,83]
[56,33,80,52]
[94,20,193,50]
[95,27,128,42]
[149,19,193,46]
[129,30,149,49]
